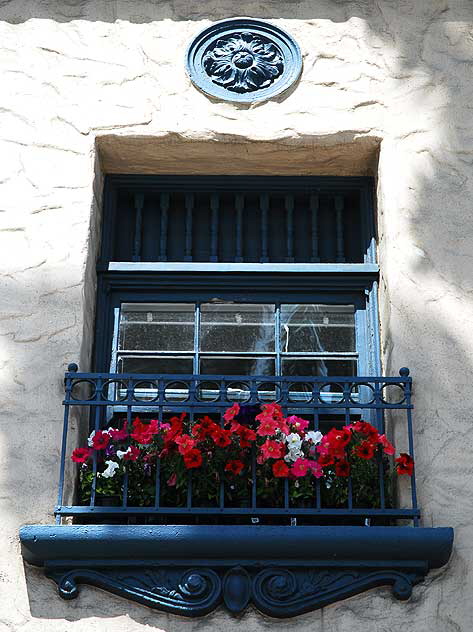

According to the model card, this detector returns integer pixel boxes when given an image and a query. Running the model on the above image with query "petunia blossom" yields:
[395,453,414,476]
[272,459,290,478]
[101,460,119,478]
[259,439,285,461]
[378,434,395,455]
[305,430,323,445]
[71,447,92,463]
[287,415,310,433]
[290,457,311,478]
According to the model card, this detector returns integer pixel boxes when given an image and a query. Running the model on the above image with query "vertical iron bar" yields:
[260,193,269,263]
[123,378,133,510]
[155,402,162,510]
[184,193,193,261]
[159,192,169,262]
[335,194,345,262]
[132,193,144,262]
[235,194,244,262]
[275,304,281,377]
[251,443,257,510]
[344,385,353,511]
[194,303,201,375]
[402,369,418,525]
[310,192,320,262]
[56,369,76,524]
[210,193,219,262]
[90,377,103,510]
[285,194,294,262]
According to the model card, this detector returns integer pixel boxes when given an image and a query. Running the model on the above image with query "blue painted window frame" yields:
[95,175,379,379]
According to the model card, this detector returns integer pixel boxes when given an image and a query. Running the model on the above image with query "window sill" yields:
[20,524,453,618]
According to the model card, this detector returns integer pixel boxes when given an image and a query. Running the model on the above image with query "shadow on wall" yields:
[6,0,473,630]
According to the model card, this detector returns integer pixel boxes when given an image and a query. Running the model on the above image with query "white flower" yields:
[101,460,119,478]
[284,449,303,463]
[305,430,323,445]
[285,433,302,450]
[116,448,130,460]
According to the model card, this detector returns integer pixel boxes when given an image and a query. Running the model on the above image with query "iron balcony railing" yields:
[56,366,419,525]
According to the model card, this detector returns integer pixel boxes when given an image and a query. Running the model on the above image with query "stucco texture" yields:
[0,1,472,630]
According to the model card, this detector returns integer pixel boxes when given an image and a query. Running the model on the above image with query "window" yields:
[95,175,379,380]
[21,174,452,620]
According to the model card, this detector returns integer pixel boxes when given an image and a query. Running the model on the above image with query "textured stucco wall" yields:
[1,1,472,630]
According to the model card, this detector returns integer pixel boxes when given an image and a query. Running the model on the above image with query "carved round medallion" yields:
[186,18,302,103]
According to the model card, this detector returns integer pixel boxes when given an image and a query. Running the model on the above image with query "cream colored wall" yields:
[1,1,472,630]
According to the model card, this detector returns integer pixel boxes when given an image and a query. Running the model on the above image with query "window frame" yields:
[94,174,380,377]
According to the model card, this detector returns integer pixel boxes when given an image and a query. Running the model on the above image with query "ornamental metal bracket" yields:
[20,525,453,618]
[185,18,302,103]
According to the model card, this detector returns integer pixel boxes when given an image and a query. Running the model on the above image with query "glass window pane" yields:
[118,356,194,374]
[119,303,195,351]
[200,303,275,352]
[200,357,275,376]
[280,304,355,353]
[282,358,357,377]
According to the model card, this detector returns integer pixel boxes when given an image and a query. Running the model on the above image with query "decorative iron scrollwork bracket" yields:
[20,525,453,618]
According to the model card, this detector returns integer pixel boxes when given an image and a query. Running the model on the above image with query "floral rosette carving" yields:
[203,31,284,93]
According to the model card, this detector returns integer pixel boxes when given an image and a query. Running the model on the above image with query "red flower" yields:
[123,445,140,461]
[259,439,284,461]
[212,428,232,448]
[192,416,218,439]
[175,434,197,455]
[395,453,414,476]
[378,434,395,455]
[272,460,290,478]
[256,402,284,422]
[183,448,203,469]
[237,426,256,448]
[131,417,159,445]
[256,417,280,437]
[326,427,352,448]
[225,460,245,476]
[92,431,110,450]
[108,421,128,440]
[350,421,379,441]
[355,440,376,460]
[223,403,240,422]
[318,453,334,468]
[335,460,351,477]
[71,447,92,463]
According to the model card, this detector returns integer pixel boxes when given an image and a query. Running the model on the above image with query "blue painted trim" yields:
[186,18,302,103]
[20,525,453,617]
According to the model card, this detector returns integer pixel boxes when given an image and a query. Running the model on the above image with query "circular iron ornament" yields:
[186,18,302,103]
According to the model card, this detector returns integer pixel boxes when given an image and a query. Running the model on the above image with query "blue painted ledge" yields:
[19,525,453,618]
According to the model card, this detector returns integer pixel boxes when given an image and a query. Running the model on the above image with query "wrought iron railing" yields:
[56,365,418,525]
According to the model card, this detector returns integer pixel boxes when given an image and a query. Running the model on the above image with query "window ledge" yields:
[20,524,453,618]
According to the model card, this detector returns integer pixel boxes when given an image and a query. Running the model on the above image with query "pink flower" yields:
[108,421,128,440]
[256,417,280,436]
[287,415,310,433]
[223,403,240,422]
[378,434,395,455]
[259,439,285,461]
[308,461,324,478]
[167,472,177,487]
[290,457,311,477]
